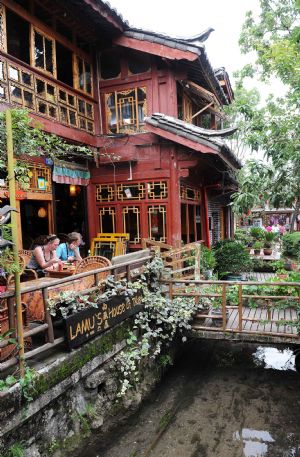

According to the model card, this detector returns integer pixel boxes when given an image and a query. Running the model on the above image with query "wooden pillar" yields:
[201,187,210,248]
[86,183,97,242]
[169,149,181,246]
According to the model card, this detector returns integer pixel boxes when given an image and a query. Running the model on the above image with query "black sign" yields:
[64,294,143,349]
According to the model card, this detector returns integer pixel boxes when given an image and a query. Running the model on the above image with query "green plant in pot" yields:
[213,240,252,280]
[253,241,263,255]
[263,231,277,255]
[250,227,265,241]
[200,246,216,279]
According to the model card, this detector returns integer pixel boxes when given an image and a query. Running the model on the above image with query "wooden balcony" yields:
[0,54,95,134]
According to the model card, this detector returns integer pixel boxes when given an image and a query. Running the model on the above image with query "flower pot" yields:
[263,248,273,256]
[254,249,261,256]
[203,269,213,279]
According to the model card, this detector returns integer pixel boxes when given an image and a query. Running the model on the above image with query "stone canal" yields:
[75,340,300,457]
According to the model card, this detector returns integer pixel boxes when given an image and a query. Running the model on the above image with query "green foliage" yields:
[0,248,22,275]
[234,228,251,247]
[264,231,277,243]
[114,255,200,397]
[239,0,300,93]
[213,240,252,277]
[47,290,98,318]
[253,241,263,250]
[200,246,216,272]
[230,0,300,227]
[7,442,25,457]
[0,109,92,188]
[282,232,300,258]
[250,227,265,241]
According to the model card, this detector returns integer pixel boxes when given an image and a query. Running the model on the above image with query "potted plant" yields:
[250,227,265,241]
[253,241,263,256]
[200,246,216,279]
[263,231,277,255]
[213,240,252,280]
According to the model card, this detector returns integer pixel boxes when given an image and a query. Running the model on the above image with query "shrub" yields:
[234,228,251,247]
[200,246,216,272]
[213,240,252,277]
[282,232,300,258]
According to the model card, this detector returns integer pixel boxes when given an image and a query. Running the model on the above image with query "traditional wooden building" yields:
[0,0,240,250]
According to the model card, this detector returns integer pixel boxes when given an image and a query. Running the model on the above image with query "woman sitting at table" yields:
[56,232,83,262]
[27,234,61,277]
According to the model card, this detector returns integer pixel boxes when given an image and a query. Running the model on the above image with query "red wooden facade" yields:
[0,0,240,249]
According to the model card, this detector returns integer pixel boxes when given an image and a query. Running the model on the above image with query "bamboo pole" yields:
[6,109,25,376]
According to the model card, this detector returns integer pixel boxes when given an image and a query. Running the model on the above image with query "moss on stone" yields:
[33,322,131,398]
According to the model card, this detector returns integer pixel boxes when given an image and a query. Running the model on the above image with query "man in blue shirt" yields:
[56,232,83,262]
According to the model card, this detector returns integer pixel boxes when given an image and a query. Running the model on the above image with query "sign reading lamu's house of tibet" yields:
[64,294,143,349]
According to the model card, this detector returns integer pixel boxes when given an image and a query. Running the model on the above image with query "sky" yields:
[106,0,261,89]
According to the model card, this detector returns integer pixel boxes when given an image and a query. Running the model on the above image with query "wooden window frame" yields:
[73,54,93,96]
[31,26,56,77]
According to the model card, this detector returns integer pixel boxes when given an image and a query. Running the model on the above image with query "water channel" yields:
[76,340,300,457]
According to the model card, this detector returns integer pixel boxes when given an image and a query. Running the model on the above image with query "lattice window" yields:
[59,105,77,126]
[37,99,57,119]
[2,53,95,133]
[98,207,115,233]
[123,206,141,244]
[32,28,56,76]
[8,65,33,88]
[9,82,35,110]
[35,78,56,103]
[117,183,145,201]
[180,185,201,202]
[147,181,168,199]
[95,184,115,202]
[105,87,147,134]
[74,55,92,95]
[27,163,52,192]
[59,89,76,108]
[148,205,167,242]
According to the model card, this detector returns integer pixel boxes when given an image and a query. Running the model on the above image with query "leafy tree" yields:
[230,0,300,229]
[239,0,300,97]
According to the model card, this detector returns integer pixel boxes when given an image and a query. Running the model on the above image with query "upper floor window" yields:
[0,4,93,95]
[32,28,55,76]
[105,87,147,134]
[74,56,91,94]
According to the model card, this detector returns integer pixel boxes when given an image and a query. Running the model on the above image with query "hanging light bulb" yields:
[69,185,76,196]
[37,207,47,218]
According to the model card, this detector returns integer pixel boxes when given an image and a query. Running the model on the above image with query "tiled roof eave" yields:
[145,113,241,170]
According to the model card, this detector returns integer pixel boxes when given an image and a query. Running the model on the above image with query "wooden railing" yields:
[0,53,95,134]
[0,255,152,374]
[164,279,300,343]
[142,239,203,280]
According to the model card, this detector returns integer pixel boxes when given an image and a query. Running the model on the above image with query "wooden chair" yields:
[18,250,38,280]
[74,256,111,288]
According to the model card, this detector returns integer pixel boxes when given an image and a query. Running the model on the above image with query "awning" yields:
[52,160,90,186]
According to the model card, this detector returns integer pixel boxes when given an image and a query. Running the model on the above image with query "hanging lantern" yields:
[37,207,47,218]
[69,185,77,196]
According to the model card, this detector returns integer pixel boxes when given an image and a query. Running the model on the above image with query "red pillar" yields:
[201,187,210,248]
[86,182,97,242]
[169,149,181,246]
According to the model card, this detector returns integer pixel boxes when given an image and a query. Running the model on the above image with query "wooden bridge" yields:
[166,279,300,346]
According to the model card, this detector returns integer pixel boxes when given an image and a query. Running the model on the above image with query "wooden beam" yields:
[113,36,199,62]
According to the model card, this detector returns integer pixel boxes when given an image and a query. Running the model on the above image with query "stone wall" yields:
[0,320,172,457]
